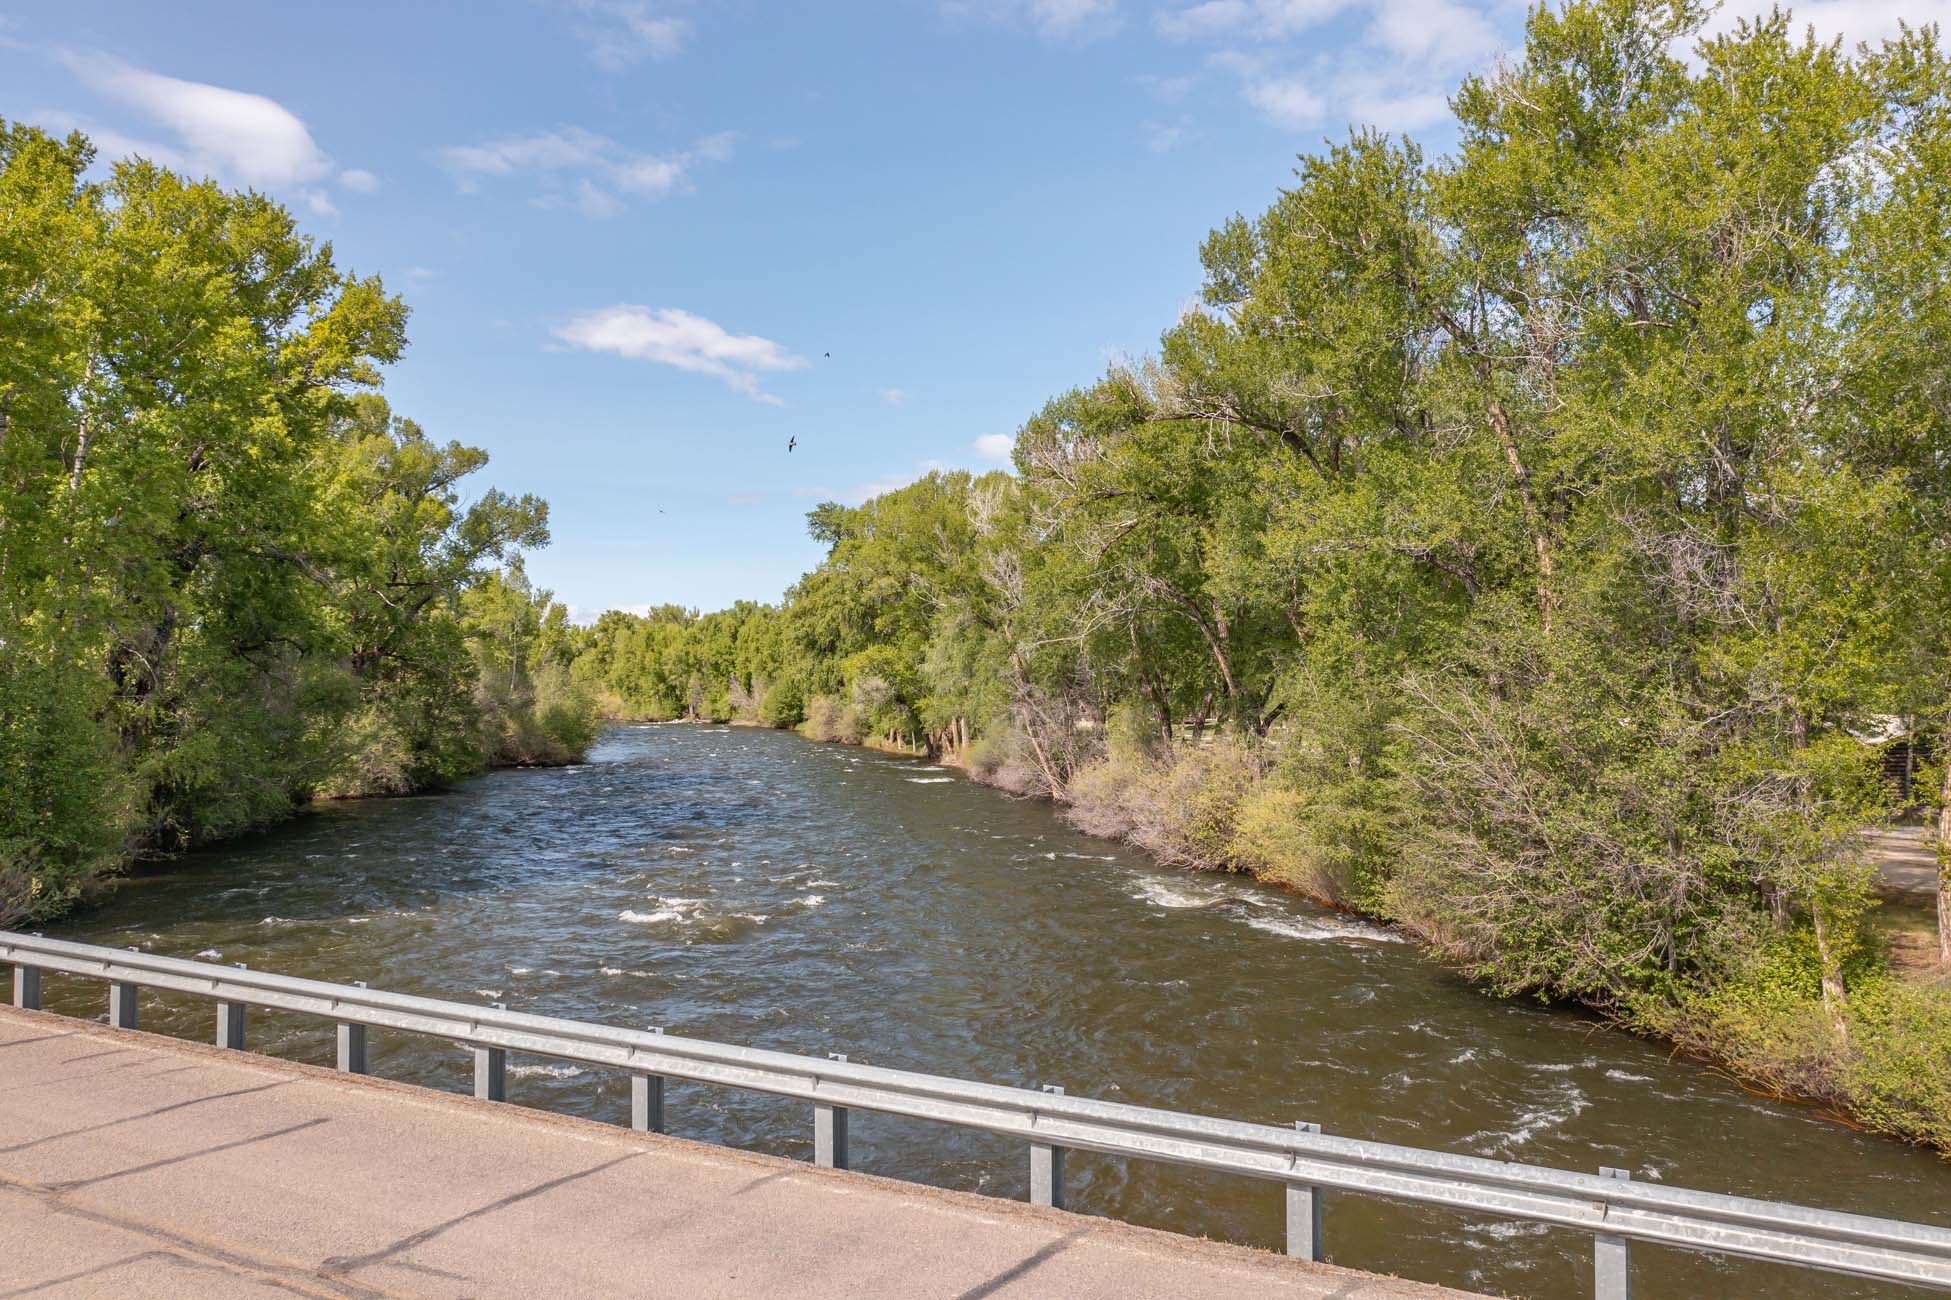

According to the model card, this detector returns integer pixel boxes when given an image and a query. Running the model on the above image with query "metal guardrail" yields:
[6,930,1950,1298]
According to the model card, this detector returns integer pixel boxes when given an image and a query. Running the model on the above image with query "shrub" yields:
[802,694,866,744]
[1841,978,1951,1149]
[316,704,415,798]
[759,678,804,727]
[1065,737,1259,870]
[1229,784,1342,902]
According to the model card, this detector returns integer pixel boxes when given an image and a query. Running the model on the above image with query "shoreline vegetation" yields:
[0,123,596,924]
[567,2,1951,1155]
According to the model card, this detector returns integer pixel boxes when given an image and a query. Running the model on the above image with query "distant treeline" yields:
[0,123,594,925]
[568,1,1951,1146]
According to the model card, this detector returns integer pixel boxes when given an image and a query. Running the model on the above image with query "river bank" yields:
[776,719,1951,1159]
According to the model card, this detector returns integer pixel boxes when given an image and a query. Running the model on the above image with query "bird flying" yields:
[788,436,797,452]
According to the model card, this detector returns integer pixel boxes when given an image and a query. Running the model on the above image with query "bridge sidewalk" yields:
[0,1007,1474,1300]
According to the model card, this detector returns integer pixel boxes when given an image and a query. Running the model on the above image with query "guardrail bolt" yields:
[1031,1084,1066,1209]
[815,1053,851,1170]
[1286,1121,1325,1262]
[1595,1166,1632,1300]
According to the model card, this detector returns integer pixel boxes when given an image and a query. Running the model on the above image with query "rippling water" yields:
[37,724,1949,1298]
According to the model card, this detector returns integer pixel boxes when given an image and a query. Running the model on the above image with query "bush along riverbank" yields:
[565,1,1951,1155]
[0,125,590,926]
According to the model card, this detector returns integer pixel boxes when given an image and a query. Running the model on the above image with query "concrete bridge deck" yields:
[0,1008,1473,1300]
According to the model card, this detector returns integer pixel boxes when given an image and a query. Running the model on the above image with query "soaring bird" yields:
[823,352,831,358]
[788,436,797,453]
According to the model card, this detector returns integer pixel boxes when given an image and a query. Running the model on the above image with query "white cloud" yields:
[880,387,910,406]
[567,0,689,70]
[1029,0,1119,37]
[56,49,332,187]
[1143,119,1194,152]
[572,177,626,219]
[1367,0,1500,70]
[1156,0,1350,41]
[1243,76,1326,128]
[24,108,185,170]
[1156,0,1251,40]
[1337,79,1454,131]
[554,305,808,404]
[1699,0,1948,53]
[440,126,608,187]
[693,131,739,162]
[440,127,731,218]
[1168,0,1507,135]
[43,50,375,210]
[974,433,1017,464]
[1137,73,1197,103]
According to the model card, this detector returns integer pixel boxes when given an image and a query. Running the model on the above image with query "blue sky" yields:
[0,0,1924,617]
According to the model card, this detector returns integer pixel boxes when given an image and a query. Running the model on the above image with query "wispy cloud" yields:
[554,305,808,404]
[564,0,689,70]
[1155,0,1351,43]
[47,48,371,213]
[1142,118,1196,152]
[879,387,910,406]
[439,126,732,217]
[1164,0,1504,136]
[944,0,1121,41]
[974,433,1017,464]
[1698,0,1937,53]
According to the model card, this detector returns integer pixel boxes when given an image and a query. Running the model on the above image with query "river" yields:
[37,724,1948,1297]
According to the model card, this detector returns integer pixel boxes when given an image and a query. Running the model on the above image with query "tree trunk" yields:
[1189,689,1216,739]
[1130,622,1172,744]
[1810,908,1849,1038]
[1488,398,1555,637]
[1937,722,1951,971]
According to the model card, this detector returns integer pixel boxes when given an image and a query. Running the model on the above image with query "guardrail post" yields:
[108,980,139,1029]
[631,1027,666,1133]
[1596,1166,1632,1300]
[336,980,368,1074]
[1285,1121,1324,1261]
[815,1053,850,1169]
[215,963,247,1050]
[474,1004,507,1102]
[1030,1084,1066,1209]
[474,1045,507,1100]
[10,964,39,1010]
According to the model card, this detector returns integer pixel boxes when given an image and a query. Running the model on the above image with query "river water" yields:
[37,724,1948,1297]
